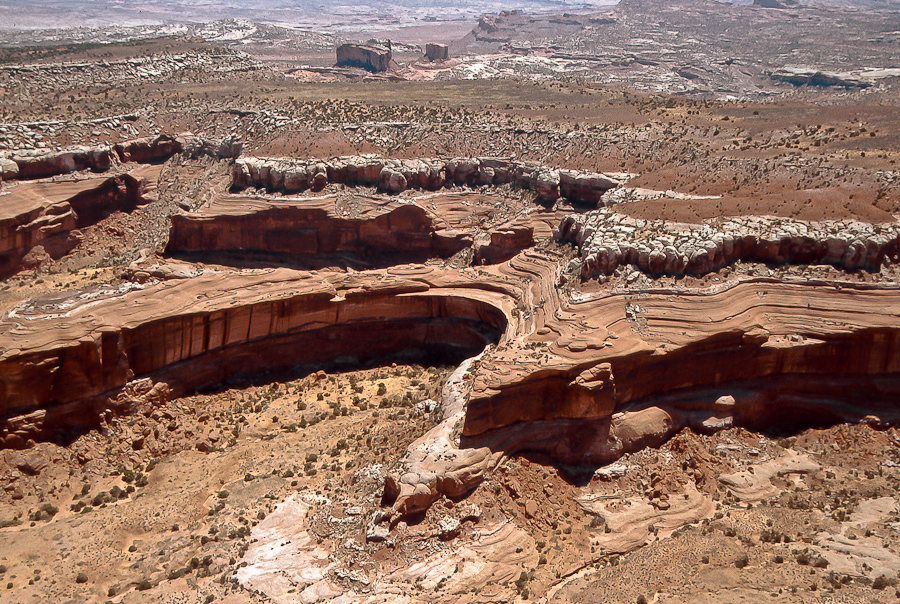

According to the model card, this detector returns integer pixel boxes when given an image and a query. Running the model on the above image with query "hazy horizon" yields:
[0,0,621,32]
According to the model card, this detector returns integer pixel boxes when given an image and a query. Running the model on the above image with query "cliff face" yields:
[463,276,900,442]
[0,268,507,448]
[3,249,900,455]
[0,167,158,277]
[425,43,449,62]
[335,44,392,73]
[166,194,471,263]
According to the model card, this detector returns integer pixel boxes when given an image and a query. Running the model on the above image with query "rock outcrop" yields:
[0,157,19,180]
[557,209,900,277]
[387,262,900,517]
[232,155,621,205]
[113,134,182,163]
[770,67,872,88]
[424,43,449,62]
[8,146,115,179]
[0,266,506,448]
[753,0,800,8]
[0,165,159,277]
[2,133,241,183]
[3,248,900,530]
[166,193,472,263]
[335,43,392,73]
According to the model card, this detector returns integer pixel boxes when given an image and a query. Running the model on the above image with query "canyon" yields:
[1,2,900,602]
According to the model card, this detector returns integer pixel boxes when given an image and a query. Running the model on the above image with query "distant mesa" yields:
[424,43,449,62]
[335,41,392,73]
[753,0,800,7]
[770,67,871,88]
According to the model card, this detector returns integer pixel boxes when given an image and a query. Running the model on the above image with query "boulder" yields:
[114,134,182,163]
[559,170,620,206]
[379,167,408,193]
[0,157,18,180]
[438,516,461,539]
[535,169,560,202]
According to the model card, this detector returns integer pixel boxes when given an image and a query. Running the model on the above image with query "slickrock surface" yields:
[559,208,900,277]
[3,246,900,519]
[578,482,716,554]
[232,155,621,204]
[718,451,820,502]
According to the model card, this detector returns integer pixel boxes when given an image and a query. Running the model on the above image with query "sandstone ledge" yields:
[558,209,900,277]
[232,155,622,205]
[1,133,241,182]
[165,190,554,267]
[2,251,900,521]
[0,165,160,277]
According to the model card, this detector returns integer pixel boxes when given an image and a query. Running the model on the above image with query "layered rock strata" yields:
[231,155,621,205]
[0,165,159,276]
[2,249,900,525]
[389,275,900,517]
[335,43,392,73]
[0,266,507,448]
[2,133,241,182]
[166,189,557,267]
[166,193,473,263]
[558,208,900,277]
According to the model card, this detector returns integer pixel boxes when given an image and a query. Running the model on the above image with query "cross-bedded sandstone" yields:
[2,244,899,521]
